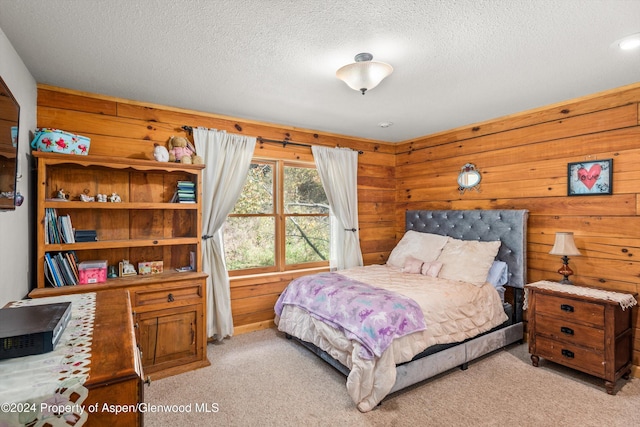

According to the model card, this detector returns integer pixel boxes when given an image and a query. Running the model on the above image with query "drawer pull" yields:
[560,326,574,335]
[560,304,574,313]
[167,293,175,302]
[561,349,574,359]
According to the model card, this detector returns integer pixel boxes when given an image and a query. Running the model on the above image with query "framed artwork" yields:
[567,159,612,196]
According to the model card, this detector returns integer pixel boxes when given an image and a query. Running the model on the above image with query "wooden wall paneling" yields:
[38,87,118,116]
[36,106,168,141]
[395,84,640,154]
[115,99,396,157]
[396,105,639,172]
[397,125,640,188]
[358,200,395,223]
[444,195,635,216]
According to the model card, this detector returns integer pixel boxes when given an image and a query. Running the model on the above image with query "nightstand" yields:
[526,281,637,394]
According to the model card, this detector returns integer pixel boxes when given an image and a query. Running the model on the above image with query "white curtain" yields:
[311,146,363,270]
[193,127,256,340]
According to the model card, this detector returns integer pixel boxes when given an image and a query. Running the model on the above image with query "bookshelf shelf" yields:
[32,151,209,377]
[44,237,200,252]
[43,237,201,251]
[43,201,199,210]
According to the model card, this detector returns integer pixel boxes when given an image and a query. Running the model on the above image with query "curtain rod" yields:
[181,125,363,154]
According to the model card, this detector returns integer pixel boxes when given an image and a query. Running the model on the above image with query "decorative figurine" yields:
[55,189,69,200]
[80,194,95,202]
[96,193,107,202]
[109,192,121,203]
[119,259,137,276]
[153,143,170,162]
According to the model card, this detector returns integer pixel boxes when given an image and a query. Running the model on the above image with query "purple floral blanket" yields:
[274,272,426,359]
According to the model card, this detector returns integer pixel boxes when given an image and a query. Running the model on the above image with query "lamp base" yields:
[558,276,574,285]
[557,256,574,285]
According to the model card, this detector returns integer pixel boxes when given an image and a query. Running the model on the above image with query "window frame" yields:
[226,157,329,277]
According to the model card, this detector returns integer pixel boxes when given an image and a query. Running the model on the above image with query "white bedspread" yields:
[275,264,508,412]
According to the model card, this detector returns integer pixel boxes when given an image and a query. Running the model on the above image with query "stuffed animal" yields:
[167,136,203,165]
[153,143,169,162]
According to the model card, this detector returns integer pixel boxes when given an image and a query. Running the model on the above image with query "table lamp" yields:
[549,232,582,285]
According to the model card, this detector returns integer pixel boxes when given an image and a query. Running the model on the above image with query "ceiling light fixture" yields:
[336,53,393,95]
[617,33,640,50]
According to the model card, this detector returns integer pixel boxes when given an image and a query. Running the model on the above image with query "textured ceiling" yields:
[1,0,639,143]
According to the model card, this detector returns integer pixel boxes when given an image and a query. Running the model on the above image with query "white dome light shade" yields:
[619,33,640,50]
[336,53,393,95]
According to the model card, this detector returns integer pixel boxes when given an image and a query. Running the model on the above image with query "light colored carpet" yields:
[145,328,640,426]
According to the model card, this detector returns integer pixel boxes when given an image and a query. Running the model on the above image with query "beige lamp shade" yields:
[336,53,393,95]
[549,232,582,256]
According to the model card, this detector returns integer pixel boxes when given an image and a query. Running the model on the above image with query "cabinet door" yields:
[137,315,159,367]
[136,305,199,369]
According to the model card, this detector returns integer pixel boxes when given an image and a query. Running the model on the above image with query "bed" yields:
[274,209,528,412]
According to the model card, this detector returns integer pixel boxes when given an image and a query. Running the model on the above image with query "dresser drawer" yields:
[535,335,605,377]
[133,282,203,307]
[535,293,604,326]
[534,313,604,350]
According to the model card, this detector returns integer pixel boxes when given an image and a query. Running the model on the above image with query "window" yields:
[224,159,329,274]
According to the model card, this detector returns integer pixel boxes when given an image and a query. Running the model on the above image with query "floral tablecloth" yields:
[0,293,96,427]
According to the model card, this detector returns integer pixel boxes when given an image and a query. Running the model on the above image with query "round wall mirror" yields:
[458,163,481,194]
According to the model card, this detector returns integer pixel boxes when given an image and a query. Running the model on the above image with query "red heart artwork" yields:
[577,164,602,190]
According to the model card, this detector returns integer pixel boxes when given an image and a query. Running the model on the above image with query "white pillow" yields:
[436,238,501,286]
[387,231,449,268]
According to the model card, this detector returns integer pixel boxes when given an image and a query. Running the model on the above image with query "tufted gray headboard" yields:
[405,210,528,289]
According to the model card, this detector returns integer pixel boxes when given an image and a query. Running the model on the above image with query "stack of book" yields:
[44,251,79,287]
[45,208,75,244]
[172,181,196,203]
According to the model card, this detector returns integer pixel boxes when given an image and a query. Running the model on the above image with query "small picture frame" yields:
[567,159,612,196]
[138,260,163,275]
[119,260,137,277]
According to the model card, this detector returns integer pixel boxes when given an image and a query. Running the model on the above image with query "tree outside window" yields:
[224,160,329,274]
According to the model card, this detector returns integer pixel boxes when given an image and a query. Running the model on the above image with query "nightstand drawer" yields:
[535,293,604,326]
[535,336,605,377]
[134,282,203,307]
[535,313,604,350]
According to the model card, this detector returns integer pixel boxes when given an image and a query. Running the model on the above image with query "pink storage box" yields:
[78,260,107,284]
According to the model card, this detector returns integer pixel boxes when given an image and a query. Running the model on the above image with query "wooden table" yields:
[83,290,145,426]
[14,290,146,426]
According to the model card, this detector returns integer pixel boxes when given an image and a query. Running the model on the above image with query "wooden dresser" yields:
[526,282,637,394]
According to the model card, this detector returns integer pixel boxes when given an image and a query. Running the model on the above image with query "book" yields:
[55,253,76,285]
[74,230,97,242]
[44,253,60,287]
[172,181,197,203]
[59,215,75,244]
[45,253,63,287]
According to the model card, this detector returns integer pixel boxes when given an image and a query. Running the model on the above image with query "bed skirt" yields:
[287,319,524,399]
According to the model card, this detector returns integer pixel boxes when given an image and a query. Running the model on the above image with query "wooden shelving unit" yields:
[30,151,210,378]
